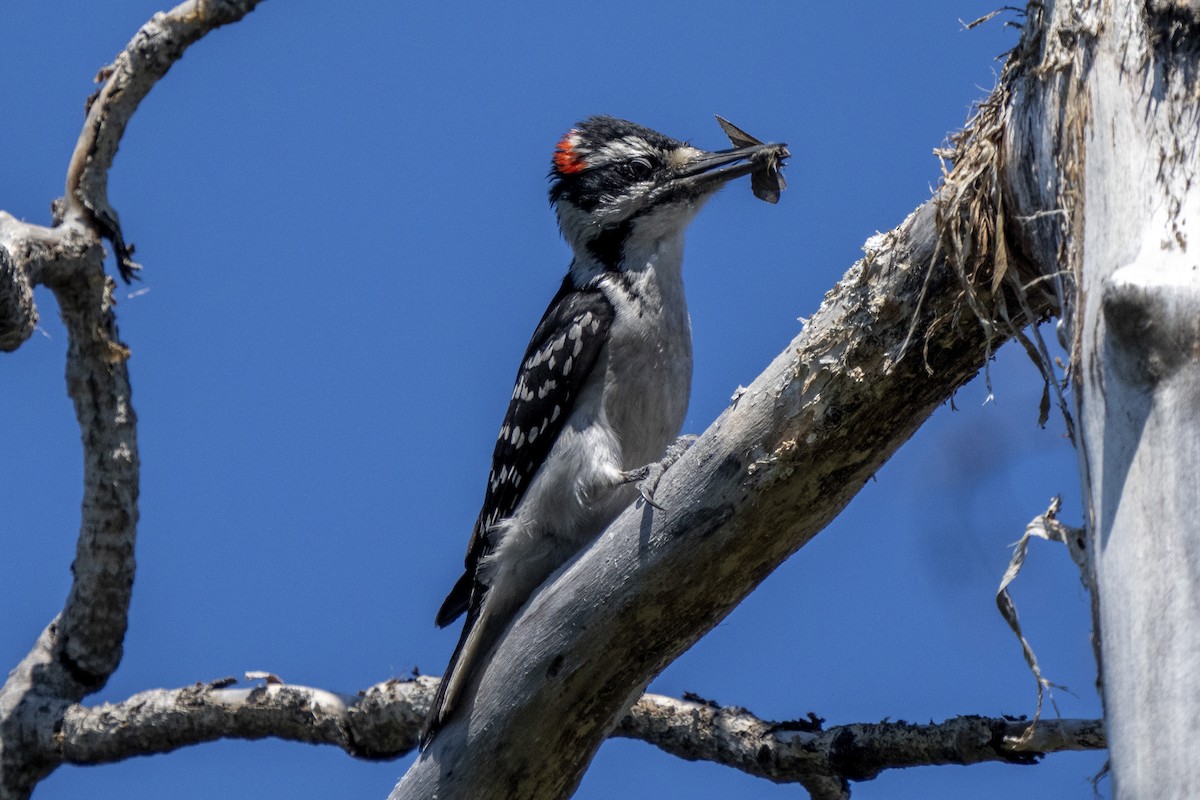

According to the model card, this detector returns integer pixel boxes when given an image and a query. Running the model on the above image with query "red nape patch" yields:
[553,132,586,174]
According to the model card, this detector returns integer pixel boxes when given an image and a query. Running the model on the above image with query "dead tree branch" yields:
[0,2,265,798]
[618,694,1105,800]
[43,677,1103,800]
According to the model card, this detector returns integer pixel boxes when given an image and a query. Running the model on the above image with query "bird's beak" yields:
[672,142,790,196]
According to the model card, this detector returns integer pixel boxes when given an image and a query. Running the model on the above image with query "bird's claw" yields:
[621,434,699,510]
[638,467,667,510]
[619,464,663,509]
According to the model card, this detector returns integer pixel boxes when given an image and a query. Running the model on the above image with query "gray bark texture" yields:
[9,0,1192,797]
[1002,1,1200,797]
[44,676,1100,797]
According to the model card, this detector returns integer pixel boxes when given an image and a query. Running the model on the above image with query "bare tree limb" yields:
[0,175,139,800]
[0,216,97,349]
[0,2,265,798]
[57,677,429,764]
[617,694,1106,800]
[64,0,267,281]
[0,244,36,351]
[45,677,1103,800]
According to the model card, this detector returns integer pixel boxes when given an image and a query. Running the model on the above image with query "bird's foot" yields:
[620,434,699,510]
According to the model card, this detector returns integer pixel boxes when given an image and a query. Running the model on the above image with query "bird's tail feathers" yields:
[420,602,504,748]
[435,571,472,628]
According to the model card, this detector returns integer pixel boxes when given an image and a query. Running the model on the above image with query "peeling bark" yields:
[1002,1,1200,796]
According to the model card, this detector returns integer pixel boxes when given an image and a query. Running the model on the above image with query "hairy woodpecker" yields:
[424,116,787,745]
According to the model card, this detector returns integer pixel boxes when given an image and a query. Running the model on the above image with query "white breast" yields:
[479,230,693,608]
[598,231,693,469]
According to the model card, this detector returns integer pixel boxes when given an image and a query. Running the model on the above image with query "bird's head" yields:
[548,116,786,271]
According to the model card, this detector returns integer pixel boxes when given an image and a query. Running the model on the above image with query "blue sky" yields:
[1,2,1106,798]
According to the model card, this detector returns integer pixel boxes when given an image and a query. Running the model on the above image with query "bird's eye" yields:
[627,157,654,180]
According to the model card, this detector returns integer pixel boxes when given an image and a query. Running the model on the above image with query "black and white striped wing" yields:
[435,276,614,626]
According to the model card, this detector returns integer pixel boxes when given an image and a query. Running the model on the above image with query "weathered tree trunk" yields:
[1004,1,1200,796]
